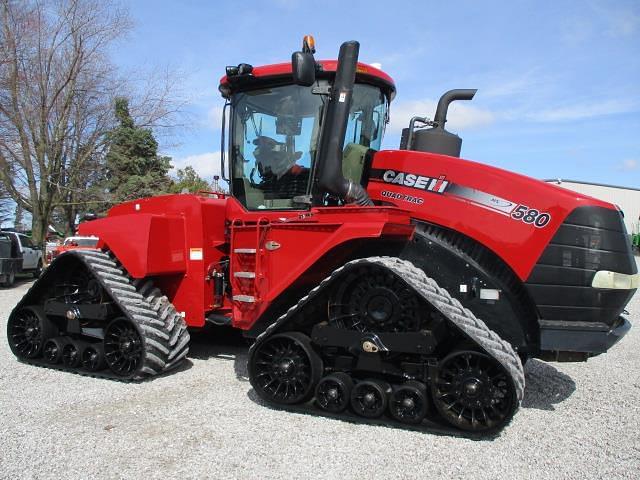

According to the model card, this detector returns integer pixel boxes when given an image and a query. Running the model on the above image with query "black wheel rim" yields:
[43,339,61,364]
[316,374,352,413]
[104,318,143,376]
[390,384,428,424]
[432,351,516,432]
[58,266,103,303]
[62,343,80,367]
[8,308,45,358]
[351,381,387,418]
[251,334,316,404]
[82,346,103,371]
[329,266,421,333]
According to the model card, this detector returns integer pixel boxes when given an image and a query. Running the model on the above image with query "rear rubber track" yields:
[14,249,190,380]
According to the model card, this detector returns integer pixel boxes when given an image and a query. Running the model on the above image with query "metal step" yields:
[234,271,256,279]
[233,248,256,254]
[233,295,256,303]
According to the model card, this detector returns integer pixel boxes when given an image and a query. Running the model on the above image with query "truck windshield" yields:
[230,81,388,210]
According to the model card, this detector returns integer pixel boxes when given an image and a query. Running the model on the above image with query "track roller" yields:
[62,340,84,368]
[7,306,58,359]
[81,343,106,372]
[43,337,70,364]
[350,379,390,418]
[315,373,353,413]
[389,381,429,424]
[249,332,323,405]
[431,350,518,432]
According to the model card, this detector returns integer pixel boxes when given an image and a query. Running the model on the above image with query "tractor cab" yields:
[219,37,396,210]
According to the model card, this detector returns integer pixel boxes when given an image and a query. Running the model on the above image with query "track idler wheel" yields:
[7,306,58,359]
[431,350,518,433]
[62,340,84,368]
[82,343,106,372]
[249,332,323,405]
[315,373,353,413]
[43,337,70,364]
[104,318,144,377]
[350,379,390,418]
[389,381,429,425]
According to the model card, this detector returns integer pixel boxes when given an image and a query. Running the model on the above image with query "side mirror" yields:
[291,51,316,86]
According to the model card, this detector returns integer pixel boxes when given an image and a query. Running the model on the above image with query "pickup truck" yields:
[0,231,44,287]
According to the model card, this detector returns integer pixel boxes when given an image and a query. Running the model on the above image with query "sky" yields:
[112,0,639,189]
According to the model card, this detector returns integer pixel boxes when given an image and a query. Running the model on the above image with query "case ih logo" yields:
[380,169,449,194]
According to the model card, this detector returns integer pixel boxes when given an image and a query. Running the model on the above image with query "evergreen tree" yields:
[105,98,172,202]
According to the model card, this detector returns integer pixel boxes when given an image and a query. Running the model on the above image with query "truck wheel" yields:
[3,269,15,287]
[33,260,43,279]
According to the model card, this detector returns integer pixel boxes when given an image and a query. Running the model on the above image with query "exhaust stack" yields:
[315,41,373,206]
[400,89,477,158]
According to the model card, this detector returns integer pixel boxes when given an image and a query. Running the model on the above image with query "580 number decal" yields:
[511,205,551,228]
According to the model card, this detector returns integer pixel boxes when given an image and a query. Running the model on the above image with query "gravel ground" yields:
[1,266,639,480]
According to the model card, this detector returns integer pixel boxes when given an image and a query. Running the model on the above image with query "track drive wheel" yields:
[7,306,58,359]
[315,373,353,413]
[431,350,518,433]
[389,381,429,425]
[350,379,390,418]
[249,332,323,405]
[103,318,144,377]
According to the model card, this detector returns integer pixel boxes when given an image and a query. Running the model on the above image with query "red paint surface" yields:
[79,194,413,329]
[367,150,615,280]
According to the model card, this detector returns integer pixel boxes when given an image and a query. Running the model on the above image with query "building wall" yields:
[546,180,640,235]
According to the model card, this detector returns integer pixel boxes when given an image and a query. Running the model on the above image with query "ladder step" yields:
[233,295,256,303]
[234,271,256,279]
[234,248,256,254]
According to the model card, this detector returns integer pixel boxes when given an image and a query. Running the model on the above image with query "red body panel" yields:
[367,150,615,280]
[79,194,413,330]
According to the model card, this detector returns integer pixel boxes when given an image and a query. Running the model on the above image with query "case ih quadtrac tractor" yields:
[8,38,638,434]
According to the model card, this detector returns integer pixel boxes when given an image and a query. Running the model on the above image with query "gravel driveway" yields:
[1,268,639,480]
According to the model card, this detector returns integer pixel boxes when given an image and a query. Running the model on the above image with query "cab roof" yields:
[219,60,396,100]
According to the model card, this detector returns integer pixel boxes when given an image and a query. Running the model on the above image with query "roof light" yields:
[592,270,640,290]
[303,35,315,54]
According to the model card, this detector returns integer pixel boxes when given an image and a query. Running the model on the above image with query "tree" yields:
[0,182,12,226]
[0,0,131,246]
[0,0,184,244]
[170,166,210,194]
[104,97,172,203]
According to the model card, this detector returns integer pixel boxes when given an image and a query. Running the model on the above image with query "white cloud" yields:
[527,99,638,122]
[388,99,495,134]
[617,159,638,172]
[172,151,223,179]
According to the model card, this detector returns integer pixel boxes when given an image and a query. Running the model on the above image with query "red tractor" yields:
[8,38,637,433]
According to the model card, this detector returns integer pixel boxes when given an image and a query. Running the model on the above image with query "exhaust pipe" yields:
[434,89,477,128]
[316,41,373,206]
[400,88,477,158]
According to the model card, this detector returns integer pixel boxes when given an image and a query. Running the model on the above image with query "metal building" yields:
[545,179,640,236]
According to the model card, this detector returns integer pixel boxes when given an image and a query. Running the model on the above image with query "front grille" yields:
[525,206,637,324]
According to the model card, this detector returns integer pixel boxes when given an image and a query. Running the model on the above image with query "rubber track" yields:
[251,256,525,402]
[16,249,190,381]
